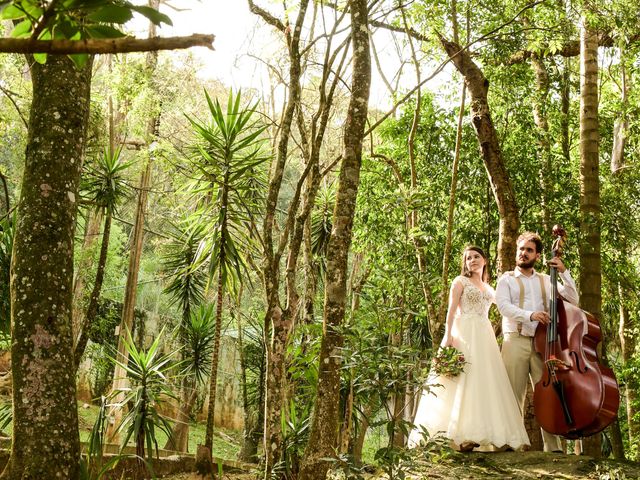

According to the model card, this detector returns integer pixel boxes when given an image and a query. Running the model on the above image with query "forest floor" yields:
[162,450,640,480]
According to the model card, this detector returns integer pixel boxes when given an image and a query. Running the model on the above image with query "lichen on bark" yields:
[1,54,93,480]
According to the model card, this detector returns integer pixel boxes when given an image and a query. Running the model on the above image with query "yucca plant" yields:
[164,302,216,452]
[161,219,209,452]
[163,220,208,326]
[184,89,269,460]
[80,396,157,480]
[0,401,12,433]
[108,329,176,474]
[75,146,133,365]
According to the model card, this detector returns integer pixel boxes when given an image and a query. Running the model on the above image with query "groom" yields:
[495,231,579,453]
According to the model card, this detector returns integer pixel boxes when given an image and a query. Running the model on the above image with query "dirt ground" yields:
[163,451,640,480]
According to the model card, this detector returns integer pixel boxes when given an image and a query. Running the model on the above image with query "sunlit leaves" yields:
[0,0,173,42]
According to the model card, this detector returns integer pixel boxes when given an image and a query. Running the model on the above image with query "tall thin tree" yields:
[299,1,371,477]
[578,5,602,458]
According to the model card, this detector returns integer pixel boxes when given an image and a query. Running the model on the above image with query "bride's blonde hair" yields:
[460,246,489,282]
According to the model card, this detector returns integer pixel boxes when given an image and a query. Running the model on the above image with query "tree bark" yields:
[578,12,602,458]
[249,2,306,472]
[438,36,520,274]
[1,54,92,480]
[298,2,371,478]
[0,34,213,54]
[203,240,228,451]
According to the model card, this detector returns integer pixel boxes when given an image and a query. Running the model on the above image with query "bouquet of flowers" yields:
[432,346,467,377]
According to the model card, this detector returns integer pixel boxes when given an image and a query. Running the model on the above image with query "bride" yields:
[408,246,530,451]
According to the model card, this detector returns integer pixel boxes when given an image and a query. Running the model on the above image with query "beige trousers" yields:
[501,332,563,452]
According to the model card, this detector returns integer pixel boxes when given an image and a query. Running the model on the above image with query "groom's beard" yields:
[517,258,536,269]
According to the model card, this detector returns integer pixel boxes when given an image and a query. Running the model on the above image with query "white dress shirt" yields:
[496,268,579,337]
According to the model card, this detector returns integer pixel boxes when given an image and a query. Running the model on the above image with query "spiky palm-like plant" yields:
[75,146,133,365]
[163,220,208,325]
[109,329,176,472]
[185,90,268,462]
[161,220,209,452]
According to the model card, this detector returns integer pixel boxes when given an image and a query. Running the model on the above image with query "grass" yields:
[77,401,241,458]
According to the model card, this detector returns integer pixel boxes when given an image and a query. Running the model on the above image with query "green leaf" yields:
[33,53,47,64]
[23,2,42,19]
[85,24,126,39]
[55,19,80,39]
[1,4,26,20]
[130,5,172,26]
[10,19,32,38]
[87,5,133,24]
[69,53,89,68]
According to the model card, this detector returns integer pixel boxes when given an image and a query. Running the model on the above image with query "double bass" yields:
[533,225,620,439]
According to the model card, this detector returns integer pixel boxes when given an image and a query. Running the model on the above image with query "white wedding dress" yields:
[408,276,530,450]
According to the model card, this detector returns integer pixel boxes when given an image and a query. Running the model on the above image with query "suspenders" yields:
[505,271,548,312]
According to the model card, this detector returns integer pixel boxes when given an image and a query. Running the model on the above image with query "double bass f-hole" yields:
[569,350,588,373]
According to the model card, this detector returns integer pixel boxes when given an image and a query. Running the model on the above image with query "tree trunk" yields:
[107,2,161,441]
[203,195,229,453]
[618,283,638,447]
[578,12,602,458]
[164,381,196,452]
[1,54,93,480]
[249,1,313,475]
[74,211,112,367]
[298,2,371,478]
[0,172,9,214]
[438,36,520,275]
[352,400,375,465]
[530,53,553,233]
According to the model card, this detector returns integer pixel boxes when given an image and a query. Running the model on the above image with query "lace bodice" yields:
[456,276,494,316]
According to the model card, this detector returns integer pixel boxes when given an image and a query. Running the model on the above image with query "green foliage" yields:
[180,303,216,385]
[81,145,133,216]
[310,182,336,275]
[162,220,208,324]
[108,329,177,462]
[0,0,171,67]
[0,401,12,432]
[184,89,269,291]
[280,399,311,478]
[0,0,172,49]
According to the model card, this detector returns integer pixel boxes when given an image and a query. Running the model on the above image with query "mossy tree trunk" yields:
[439,35,520,275]
[1,54,93,480]
[298,1,371,478]
[578,9,602,458]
